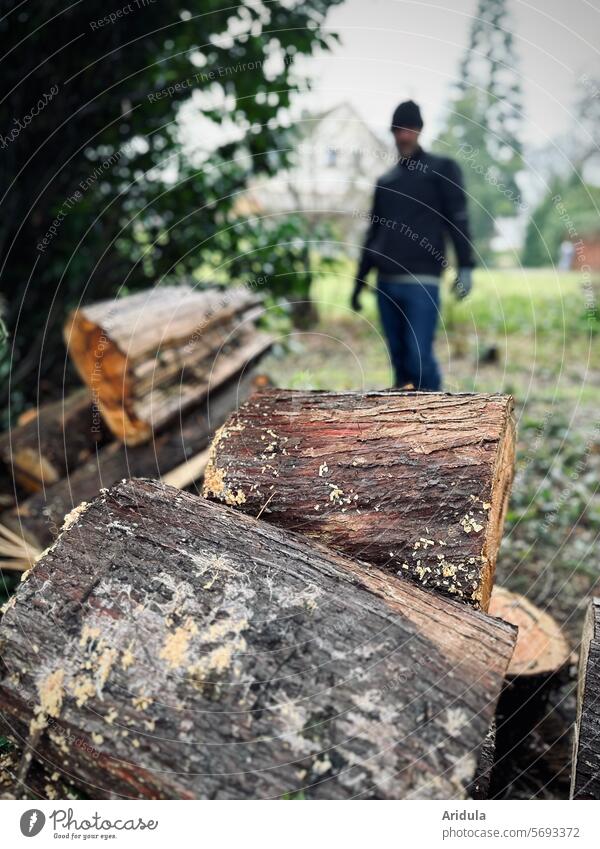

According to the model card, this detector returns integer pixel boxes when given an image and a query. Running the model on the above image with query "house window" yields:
[326,147,337,167]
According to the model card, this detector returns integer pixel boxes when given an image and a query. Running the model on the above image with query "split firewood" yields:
[0,478,517,800]
[0,389,107,493]
[203,389,516,609]
[571,598,600,799]
[64,285,269,444]
[2,371,261,552]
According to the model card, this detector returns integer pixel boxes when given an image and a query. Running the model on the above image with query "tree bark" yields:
[3,371,261,550]
[64,285,268,444]
[0,390,108,493]
[571,598,600,799]
[203,389,516,609]
[468,720,496,800]
[0,477,516,800]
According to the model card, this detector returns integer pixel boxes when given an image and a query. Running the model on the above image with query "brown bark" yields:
[0,390,107,493]
[4,371,260,551]
[571,598,600,799]
[64,285,268,444]
[0,478,516,800]
[203,389,516,609]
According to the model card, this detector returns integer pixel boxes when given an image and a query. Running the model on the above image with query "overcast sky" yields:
[293,0,600,148]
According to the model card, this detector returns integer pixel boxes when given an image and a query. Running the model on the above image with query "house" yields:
[243,102,392,250]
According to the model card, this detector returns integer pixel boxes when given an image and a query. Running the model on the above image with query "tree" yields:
[0,0,342,417]
[433,0,524,261]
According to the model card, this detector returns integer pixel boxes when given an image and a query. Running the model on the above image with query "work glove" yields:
[351,281,363,312]
[452,268,473,300]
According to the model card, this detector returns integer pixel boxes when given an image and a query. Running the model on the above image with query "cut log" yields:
[0,478,517,800]
[64,285,268,444]
[488,586,570,681]
[0,390,107,493]
[203,389,516,609]
[488,587,572,799]
[571,598,600,799]
[2,371,262,552]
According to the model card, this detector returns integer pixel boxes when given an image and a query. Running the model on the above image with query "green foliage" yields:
[433,0,524,261]
[0,0,342,416]
[522,177,600,267]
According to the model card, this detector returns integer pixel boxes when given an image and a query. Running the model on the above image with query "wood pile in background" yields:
[0,285,272,565]
[0,389,107,493]
[64,285,270,444]
[3,372,262,552]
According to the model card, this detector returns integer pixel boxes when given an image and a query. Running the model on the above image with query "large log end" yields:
[203,390,516,610]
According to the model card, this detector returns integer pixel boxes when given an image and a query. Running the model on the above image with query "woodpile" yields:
[0,284,272,566]
[1,359,597,799]
[0,389,107,493]
[202,389,516,609]
[571,598,600,799]
[0,478,517,800]
[64,285,270,444]
[2,371,260,552]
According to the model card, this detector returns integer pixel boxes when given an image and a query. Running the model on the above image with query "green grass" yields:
[260,264,598,397]
[309,264,597,337]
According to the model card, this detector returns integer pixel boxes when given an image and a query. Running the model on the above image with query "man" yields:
[351,100,474,390]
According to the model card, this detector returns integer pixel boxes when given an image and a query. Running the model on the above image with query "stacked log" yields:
[3,371,261,551]
[203,389,516,609]
[485,586,572,796]
[571,598,600,799]
[0,389,107,492]
[0,478,517,800]
[64,285,271,444]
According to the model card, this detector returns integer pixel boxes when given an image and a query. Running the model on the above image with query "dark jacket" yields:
[356,147,474,282]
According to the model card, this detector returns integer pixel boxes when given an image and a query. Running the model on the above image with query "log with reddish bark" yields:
[0,478,517,800]
[64,285,270,444]
[203,389,516,609]
[2,372,261,551]
[571,598,600,800]
[0,390,107,493]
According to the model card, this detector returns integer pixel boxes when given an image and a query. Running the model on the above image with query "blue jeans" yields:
[377,278,441,390]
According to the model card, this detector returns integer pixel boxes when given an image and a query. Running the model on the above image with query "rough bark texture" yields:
[571,598,600,799]
[0,390,108,492]
[0,478,516,800]
[468,720,496,800]
[64,285,269,444]
[203,390,516,609]
[3,371,259,550]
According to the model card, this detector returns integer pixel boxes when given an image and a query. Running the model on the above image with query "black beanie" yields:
[391,100,423,130]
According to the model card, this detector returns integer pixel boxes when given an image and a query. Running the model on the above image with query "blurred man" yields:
[351,100,474,390]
